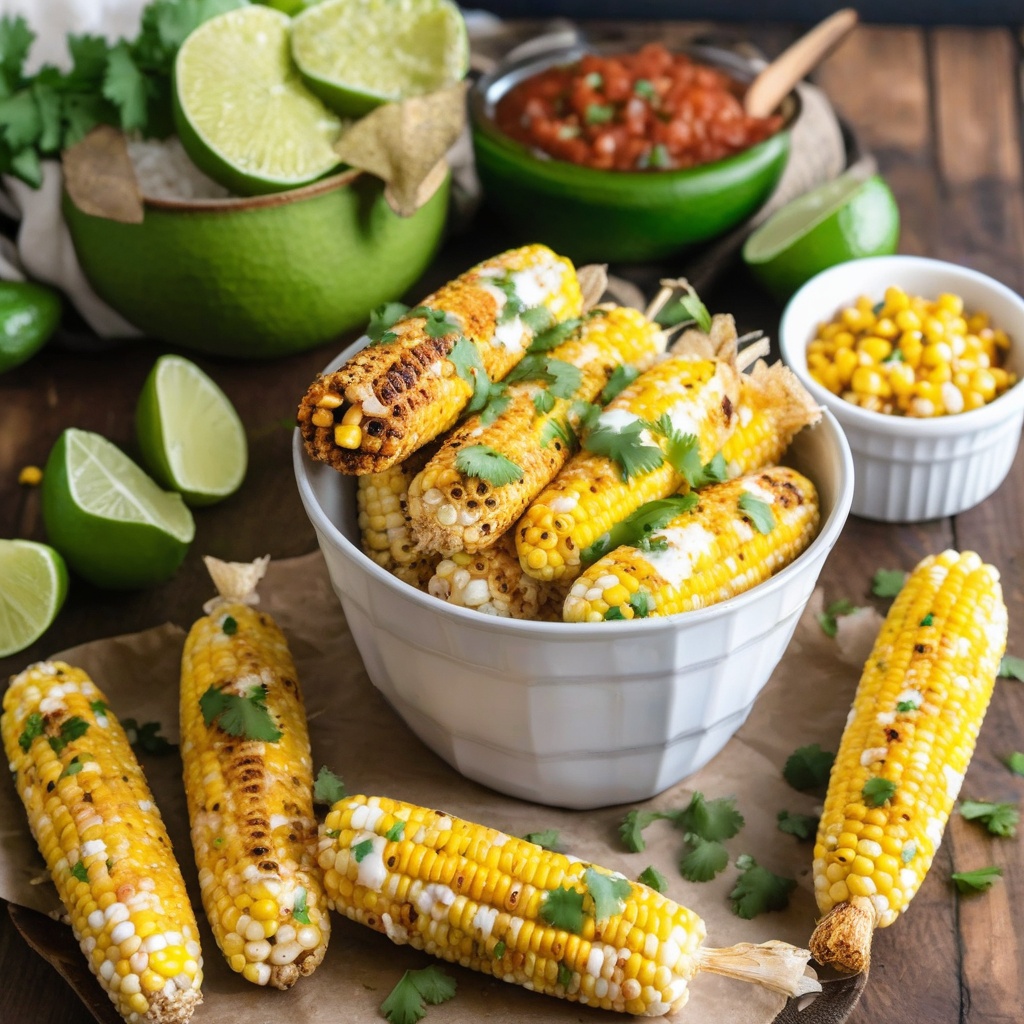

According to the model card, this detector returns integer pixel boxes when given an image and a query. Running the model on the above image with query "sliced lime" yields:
[0,540,68,657]
[41,428,195,590]
[173,5,344,195]
[291,0,469,116]
[0,280,61,374]
[136,355,248,506]
[743,169,900,301]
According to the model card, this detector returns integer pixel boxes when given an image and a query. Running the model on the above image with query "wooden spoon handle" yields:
[744,8,859,118]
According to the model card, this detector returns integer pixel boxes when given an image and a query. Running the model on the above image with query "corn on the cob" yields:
[809,550,1008,974]
[516,317,741,583]
[720,361,821,478]
[298,244,583,475]
[2,662,203,1024]
[179,557,329,989]
[563,467,819,622]
[318,794,819,1016]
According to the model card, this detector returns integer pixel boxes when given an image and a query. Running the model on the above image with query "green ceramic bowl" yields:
[64,169,449,359]
[470,44,798,265]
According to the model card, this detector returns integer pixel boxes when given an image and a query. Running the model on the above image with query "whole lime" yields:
[0,280,61,373]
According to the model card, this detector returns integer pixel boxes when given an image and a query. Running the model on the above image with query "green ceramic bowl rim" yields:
[469,41,801,188]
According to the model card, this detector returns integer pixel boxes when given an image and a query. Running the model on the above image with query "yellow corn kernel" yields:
[856,336,893,363]
[921,341,953,368]
[850,366,891,398]
[970,368,997,401]
[17,464,42,486]
[334,423,362,449]
[937,292,964,316]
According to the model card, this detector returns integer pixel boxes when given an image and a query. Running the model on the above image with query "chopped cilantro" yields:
[896,697,920,713]
[729,855,796,919]
[817,597,859,638]
[583,417,663,480]
[367,301,410,343]
[628,591,652,618]
[528,317,583,353]
[618,807,683,852]
[1005,752,1024,776]
[738,492,775,534]
[636,534,669,554]
[951,866,1002,894]
[584,71,604,89]
[600,364,639,405]
[199,685,282,742]
[998,655,1024,681]
[655,286,712,333]
[540,884,585,933]
[49,715,89,754]
[221,615,237,635]
[557,124,580,139]
[604,607,626,621]
[919,612,934,627]
[313,766,347,805]
[862,777,898,807]
[493,940,506,958]
[292,887,310,924]
[386,821,406,842]
[959,800,1019,838]
[522,828,562,851]
[871,568,907,597]
[584,867,632,921]
[380,966,457,1024]
[88,699,109,717]
[506,354,582,400]
[352,839,375,862]
[323,828,340,839]
[121,718,175,755]
[882,348,905,363]
[679,833,729,882]
[901,842,917,863]
[59,754,91,779]
[407,304,462,339]
[557,963,574,987]
[213,836,225,848]
[17,712,43,752]
[70,860,89,883]
[582,494,696,565]
[637,865,667,893]
[677,792,744,842]
[585,102,615,124]
[634,78,656,99]
[448,336,491,413]
[783,743,835,792]
[690,452,728,489]
[776,809,818,840]
[539,415,576,451]
[454,444,523,487]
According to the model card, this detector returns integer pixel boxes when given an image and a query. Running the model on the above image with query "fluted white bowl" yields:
[780,256,1024,522]
[294,343,853,809]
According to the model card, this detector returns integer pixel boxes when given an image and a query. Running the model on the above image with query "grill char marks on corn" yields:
[563,466,819,622]
[2,662,203,1024]
[297,244,583,476]
[318,794,820,1017]
[180,562,329,989]
[809,550,1008,974]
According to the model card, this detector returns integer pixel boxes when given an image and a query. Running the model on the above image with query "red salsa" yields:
[494,43,784,172]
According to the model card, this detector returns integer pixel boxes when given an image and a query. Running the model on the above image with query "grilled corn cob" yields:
[563,467,819,622]
[406,306,665,554]
[179,557,329,989]
[809,550,1008,974]
[318,794,819,1015]
[298,244,583,475]
[721,361,821,478]
[2,662,203,1024]
[516,317,741,583]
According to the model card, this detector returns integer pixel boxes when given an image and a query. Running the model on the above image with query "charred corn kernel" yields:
[298,245,584,475]
[516,316,741,583]
[407,307,664,555]
[809,551,1007,975]
[319,795,819,1016]
[2,663,204,1024]
[563,467,819,622]
[18,464,42,486]
[180,558,329,990]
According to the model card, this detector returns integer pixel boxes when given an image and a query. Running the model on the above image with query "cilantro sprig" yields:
[582,494,696,566]
[959,799,1019,838]
[782,743,835,793]
[871,568,907,598]
[313,766,347,805]
[522,828,562,851]
[199,685,282,743]
[738,493,775,534]
[951,866,1003,894]
[121,718,175,754]
[817,598,860,638]
[776,810,818,840]
[583,416,664,481]
[999,655,1024,681]
[729,854,796,919]
[367,301,410,344]
[454,444,523,487]
[380,966,457,1024]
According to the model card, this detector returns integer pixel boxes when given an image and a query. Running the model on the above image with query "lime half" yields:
[0,540,68,657]
[41,428,195,590]
[291,0,469,116]
[136,355,248,506]
[743,169,900,301]
[0,280,61,374]
[174,5,344,195]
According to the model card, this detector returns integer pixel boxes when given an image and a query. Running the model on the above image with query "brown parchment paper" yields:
[0,552,878,1024]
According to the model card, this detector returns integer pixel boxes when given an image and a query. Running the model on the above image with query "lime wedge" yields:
[0,540,68,657]
[174,5,344,195]
[136,355,248,506]
[291,0,469,116]
[0,280,61,374]
[743,169,900,301]
[41,428,195,590]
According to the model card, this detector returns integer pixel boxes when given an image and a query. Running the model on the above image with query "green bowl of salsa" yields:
[470,42,798,265]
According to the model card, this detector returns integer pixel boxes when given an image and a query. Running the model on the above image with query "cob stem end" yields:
[697,939,822,999]
[202,554,269,612]
[808,895,876,975]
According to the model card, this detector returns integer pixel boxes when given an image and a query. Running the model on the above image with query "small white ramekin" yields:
[780,255,1024,522]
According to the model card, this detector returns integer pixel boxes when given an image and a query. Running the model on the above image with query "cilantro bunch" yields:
[0,0,243,187]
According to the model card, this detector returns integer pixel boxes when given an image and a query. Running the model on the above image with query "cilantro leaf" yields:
[527,317,583,353]
[871,568,907,598]
[121,718,175,754]
[1005,752,1024,777]
[523,829,562,851]
[738,492,775,534]
[539,415,576,451]
[634,78,656,100]
[582,494,696,565]
[292,887,310,924]
[689,452,728,489]
[600,364,639,405]
[658,423,702,484]
[221,615,237,635]
[103,41,151,132]
[544,358,583,400]
[679,833,729,882]
[959,800,1019,838]
[999,655,1024,681]
[677,792,745,842]
[386,821,406,842]
[366,301,409,343]
[540,884,585,933]
[381,966,457,1024]
[532,389,556,416]
[951,866,1003,894]
[0,16,33,92]
[407,304,462,339]
[655,286,712,332]
[636,534,669,554]
[776,810,818,840]
[352,838,374,862]
[571,400,602,434]
[199,685,282,742]
[0,91,40,150]
[817,598,859,638]
[49,716,89,754]
[313,766,347,805]
[862,777,897,807]
[584,867,632,921]
[448,336,492,413]
[88,699,109,717]
[583,417,664,481]
[629,591,652,618]
[618,808,681,853]
[729,856,796,919]
[521,305,555,334]
[557,962,573,987]
[585,102,615,124]
[60,754,92,779]
[70,860,89,883]
[479,385,512,426]
[18,712,43,752]
[454,444,523,487]
[638,865,667,893]
[783,744,835,792]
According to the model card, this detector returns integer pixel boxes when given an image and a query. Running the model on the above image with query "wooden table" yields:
[2,18,1022,1024]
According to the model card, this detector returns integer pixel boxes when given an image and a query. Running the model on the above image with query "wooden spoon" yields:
[744,8,859,118]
